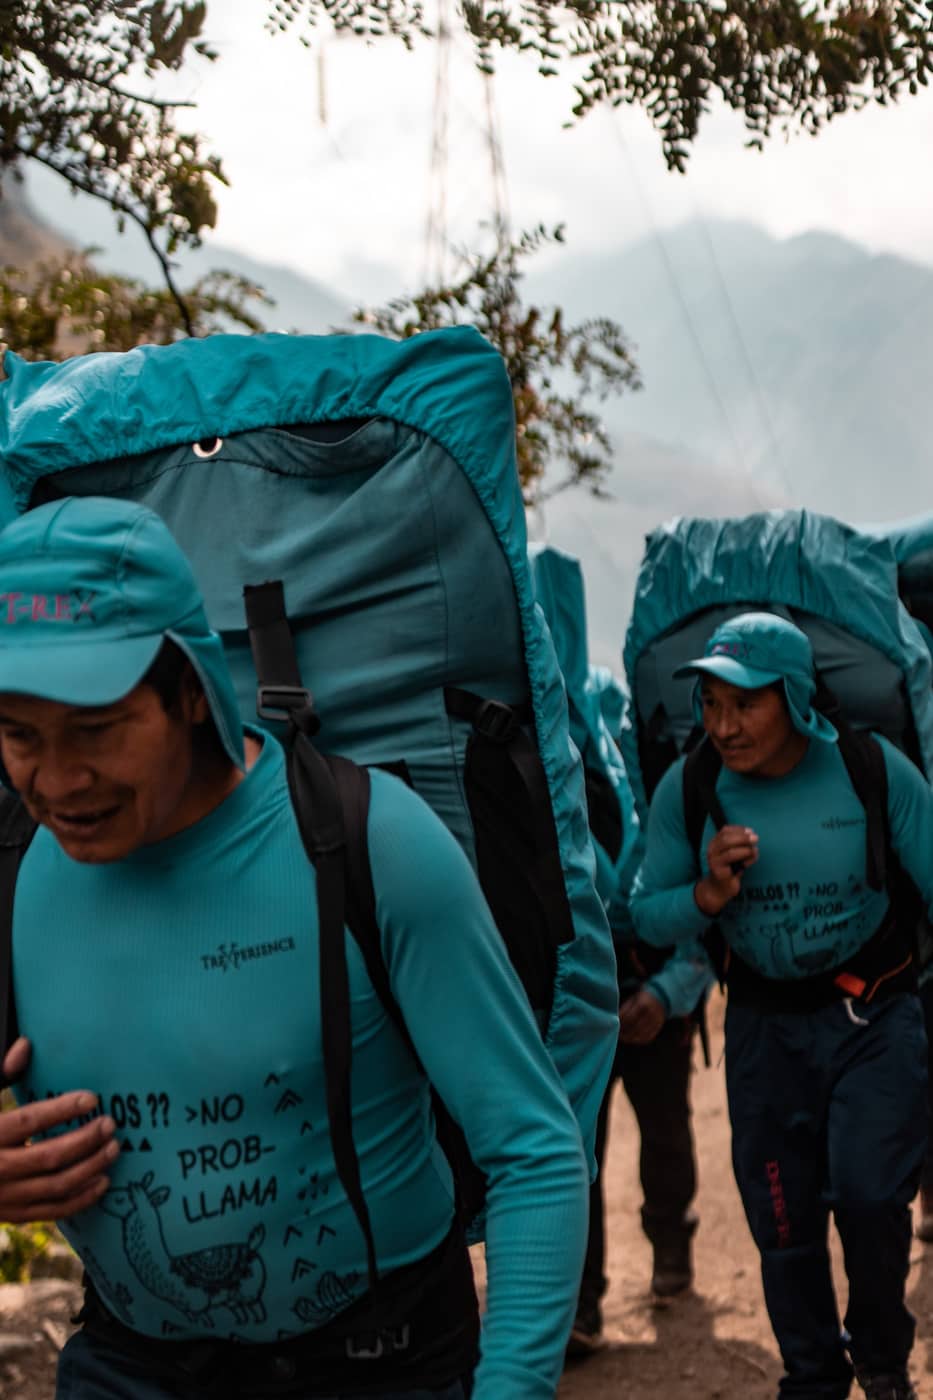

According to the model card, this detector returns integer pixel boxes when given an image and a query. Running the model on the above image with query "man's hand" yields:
[618,988,667,1046]
[694,825,759,917]
[0,1038,117,1222]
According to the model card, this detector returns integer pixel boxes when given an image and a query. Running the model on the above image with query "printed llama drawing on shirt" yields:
[101,1172,267,1327]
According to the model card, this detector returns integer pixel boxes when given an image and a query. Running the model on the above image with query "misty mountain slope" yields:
[530,220,933,521]
[12,180,931,661]
[0,182,70,266]
[536,430,785,670]
[22,168,350,332]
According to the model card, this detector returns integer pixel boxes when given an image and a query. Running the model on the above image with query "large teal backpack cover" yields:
[0,328,618,1166]
[863,512,933,658]
[529,544,639,904]
[864,512,933,571]
[621,509,933,825]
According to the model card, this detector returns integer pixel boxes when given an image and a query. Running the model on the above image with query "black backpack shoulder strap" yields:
[811,671,889,894]
[681,738,725,863]
[285,734,380,1292]
[245,581,383,1291]
[582,761,624,865]
[833,725,889,893]
[245,583,486,1239]
[328,754,485,1223]
[0,791,39,1081]
[326,753,411,1049]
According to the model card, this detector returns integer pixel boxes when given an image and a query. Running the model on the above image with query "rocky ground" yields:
[0,1277,79,1399]
[3,996,932,1399]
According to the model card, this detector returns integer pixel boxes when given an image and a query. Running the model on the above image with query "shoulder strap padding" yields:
[328,754,410,1049]
[682,739,725,861]
[285,735,381,1291]
[832,726,888,893]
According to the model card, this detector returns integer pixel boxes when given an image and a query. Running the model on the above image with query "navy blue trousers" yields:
[580,1017,697,1309]
[726,993,928,1400]
[918,978,933,1191]
[56,1329,470,1400]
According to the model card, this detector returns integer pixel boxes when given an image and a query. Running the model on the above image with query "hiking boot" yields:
[915,1186,933,1242]
[650,1232,694,1297]
[854,1367,918,1400]
[565,1299,606,1358]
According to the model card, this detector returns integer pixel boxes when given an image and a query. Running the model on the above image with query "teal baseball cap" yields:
[0,496,245,768]
[674,611,837,744]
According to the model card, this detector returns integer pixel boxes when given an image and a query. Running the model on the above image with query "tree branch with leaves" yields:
[273,1,933,169]
[0,254,269,362]
[0,2,225,330]
[356,225,641,502]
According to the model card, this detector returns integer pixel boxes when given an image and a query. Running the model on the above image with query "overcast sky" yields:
[145,2,933,302]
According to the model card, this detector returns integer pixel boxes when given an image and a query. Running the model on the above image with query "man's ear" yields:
[191,691,211,725]
[183,665,210,725]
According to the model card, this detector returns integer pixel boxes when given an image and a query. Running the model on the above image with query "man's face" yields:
[700,675,804,778]
[0,680,208,863]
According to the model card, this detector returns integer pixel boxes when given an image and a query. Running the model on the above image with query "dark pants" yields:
[580,1016,697,1309]
[57,1328,470,1400]
[919,978,933,1193]
[726,993,928,1399]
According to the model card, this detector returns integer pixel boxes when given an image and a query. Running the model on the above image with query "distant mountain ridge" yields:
[17,170,350,332]
[8,180,933,666]
[535,430,783,670]
[529,219,933,524]
[0,182,70,266]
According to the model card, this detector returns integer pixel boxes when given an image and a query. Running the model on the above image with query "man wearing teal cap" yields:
[0,496,590,1400]
[630,612,933,1400]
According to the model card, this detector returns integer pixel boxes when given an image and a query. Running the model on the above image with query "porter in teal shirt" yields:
[13,730,588,1399]
[630,736,933,980]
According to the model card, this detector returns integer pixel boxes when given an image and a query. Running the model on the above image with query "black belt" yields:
[726,909,918,1014]
[76,1224,479,1398]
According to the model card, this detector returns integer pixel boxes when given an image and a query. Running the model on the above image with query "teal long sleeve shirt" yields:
[12,731,588,1398]
[629,735,933,981]
[606,887,712,1018]
[643,942,714,1019]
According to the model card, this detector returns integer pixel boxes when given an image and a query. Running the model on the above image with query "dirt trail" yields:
[560,993,933,1399]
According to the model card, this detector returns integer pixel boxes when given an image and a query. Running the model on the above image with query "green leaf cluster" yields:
[0,1090,57,1284]
[0,2,221,244]
[0,252,270,361]
[355,225,641,501]
[268,0,427,44]
[0,2,226,326]
[2,1,931,482]
[275,2,933,167]
[0,1220,55,1284]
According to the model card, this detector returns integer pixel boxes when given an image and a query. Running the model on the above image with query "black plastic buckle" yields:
[172,1340,225,1382]
[345,1325,410,1361]
[256,685,320,735]
[345,1330,383,1360]
[473,699,519,744]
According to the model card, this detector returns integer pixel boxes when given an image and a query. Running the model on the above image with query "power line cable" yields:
[609,113,759,502]
[421,0,516,284]
[422,0,451,287]
[483,69,511,252]
[692,208,792,500]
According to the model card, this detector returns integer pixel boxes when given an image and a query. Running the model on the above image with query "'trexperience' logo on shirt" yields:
[201,939,296,972]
